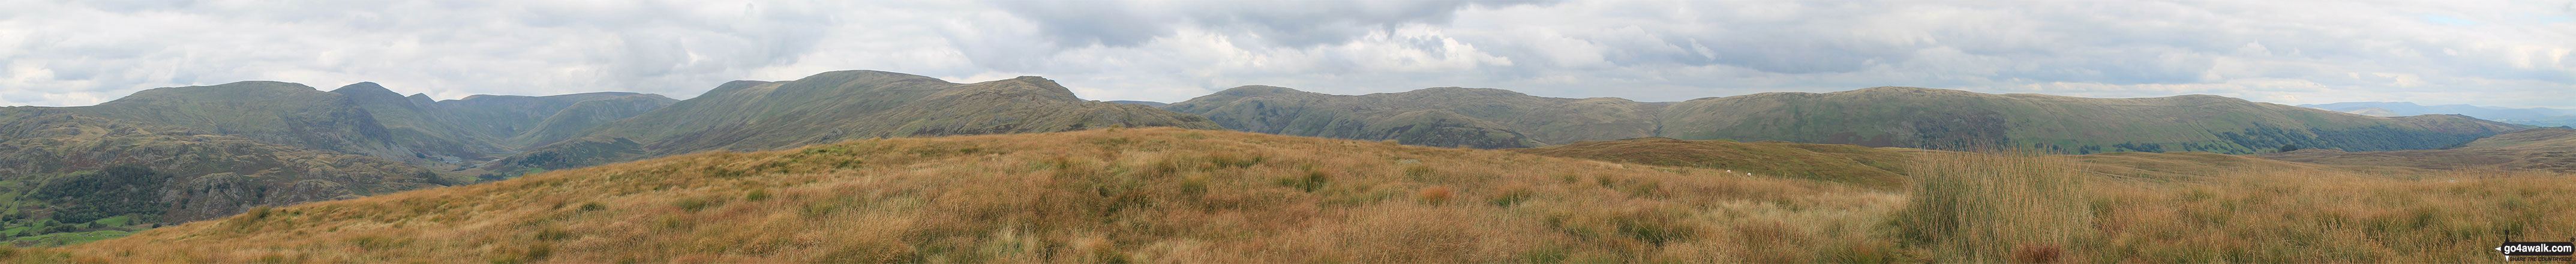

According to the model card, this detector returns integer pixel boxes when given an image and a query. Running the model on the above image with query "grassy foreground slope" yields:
[15,128,2571,263]
[26,127,1896,263]
[1508,137,1915,188]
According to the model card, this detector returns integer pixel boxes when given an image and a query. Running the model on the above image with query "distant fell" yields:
[501,70,1221,170]
[63,81,440,160]
[330,82,507,157]
[0,109,449,226]
[2301,101,2576,127]
[0,80,678,241]
[433,91,675,145]
[1513,137,2425,188]
[1172,85,2529,154]
[1166,86,1660,148]
[506,94,679,147]
[1107,100,1167,107]
[1658,86,2527,154]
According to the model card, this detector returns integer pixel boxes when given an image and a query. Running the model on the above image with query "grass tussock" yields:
[1893,151,2091,263]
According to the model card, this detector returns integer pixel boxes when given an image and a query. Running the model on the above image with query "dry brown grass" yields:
[10,127,1893,263]
[1893,151,2092,263]
[1892,151,2576,263]
[2073,169,2576,263]
[6,127,2569,263]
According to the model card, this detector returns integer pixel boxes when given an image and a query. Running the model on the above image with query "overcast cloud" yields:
[1,0,2571,108]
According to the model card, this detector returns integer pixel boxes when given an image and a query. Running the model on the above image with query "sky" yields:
[1,0,2572,109]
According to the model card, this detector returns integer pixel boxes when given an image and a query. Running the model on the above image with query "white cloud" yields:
[0,0,2567,109]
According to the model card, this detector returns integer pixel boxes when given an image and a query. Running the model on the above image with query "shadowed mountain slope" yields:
[0,81,673,242]
[0,109,449,227]
[432,92,671,145]
[502,70,1222,170]
[328,83,680,154]
[329,82,506,157]
[56,82,443,160]
[507,94,680,147]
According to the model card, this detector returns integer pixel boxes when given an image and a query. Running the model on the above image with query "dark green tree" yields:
[34,164,171,223]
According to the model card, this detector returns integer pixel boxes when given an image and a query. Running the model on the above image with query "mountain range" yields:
[0,81,689,244]
[0,68,2556,249]
[0,70,1220,242]
[493,70,1220,171]
[1168,85,2528,154]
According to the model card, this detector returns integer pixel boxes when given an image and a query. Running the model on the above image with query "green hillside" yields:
[507,94,680,147]
[328,82,506,158]
[56,82,434,160]
[433,92,671,145]
[1170,85,2527,154]
[38,81,680,164]
[1656,86,2528,154]
[0,81,675,244]
[498,70,1221,171]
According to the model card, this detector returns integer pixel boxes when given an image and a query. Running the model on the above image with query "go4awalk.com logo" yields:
[2497,239,2575,262]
